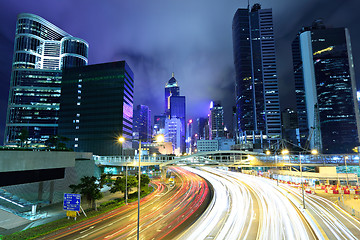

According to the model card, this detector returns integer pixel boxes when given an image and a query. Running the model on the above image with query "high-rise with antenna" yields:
[232,3,281,148]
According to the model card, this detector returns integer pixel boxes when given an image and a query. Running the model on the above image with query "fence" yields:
[337,195,360,219]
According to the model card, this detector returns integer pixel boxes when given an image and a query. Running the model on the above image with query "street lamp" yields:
[281,149,289,155]
[299,149,318,209]
[311,149,318,155]
[345,156,349,186]
[276,149,289,186]
[299,151,305,209]
[118,137,127,205]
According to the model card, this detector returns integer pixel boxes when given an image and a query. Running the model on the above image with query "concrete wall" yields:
[0,151,77,172]
[0,151,98,207]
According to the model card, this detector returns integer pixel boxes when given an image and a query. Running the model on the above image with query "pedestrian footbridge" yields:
[94,151,360,168]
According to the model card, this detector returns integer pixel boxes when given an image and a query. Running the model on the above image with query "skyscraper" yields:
[164,73,186,153]
[58,61,133,156]
[165,73,180,118]
[197,117,207,140]
[165,117,182,155]
[232,4,281,147]
[133,105,151,142]
[186,119,193,154]
[4,13,88,146]
[153,115,166,136]
[209,101,225,139]
[292,20,360,153]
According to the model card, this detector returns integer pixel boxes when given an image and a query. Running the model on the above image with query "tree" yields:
[110,175,137,195]
[19,128,29,147]
[99,173,112,186]
[69,176,103,210]
[45,135,70,150]
[140,174,150,187]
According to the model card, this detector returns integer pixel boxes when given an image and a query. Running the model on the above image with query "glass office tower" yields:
[133,105,151,142]
[170,95,186,153]
[5,13,88,146]
[165,73,180,118]
[209,101,225,139]
[292,20,360,153]
[59,61,134,156]
[232,4,281,148]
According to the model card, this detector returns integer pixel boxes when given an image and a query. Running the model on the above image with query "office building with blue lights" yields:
[232,4,281,148]
[209,101,225,139]
[164,73,186,153]
[4,13,88,146]
[165,73,180,118]
[133,105,151,141]
[292,20,360,153]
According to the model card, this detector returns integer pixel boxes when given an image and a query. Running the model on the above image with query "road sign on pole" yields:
[63,193,81,211]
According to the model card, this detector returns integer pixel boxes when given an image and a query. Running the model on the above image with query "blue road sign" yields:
[63,193,81,211]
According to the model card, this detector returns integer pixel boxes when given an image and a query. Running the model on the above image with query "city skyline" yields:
[1,1,360,144]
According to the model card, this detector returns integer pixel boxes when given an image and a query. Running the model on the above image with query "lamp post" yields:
[299,152,305,209]
[137,140,141,240]
[118,137,127,205]
[299,149,318,209]
[275,150,278,186]
[279,149,289,186]
[345,156,349,186]
[136,134,164,240]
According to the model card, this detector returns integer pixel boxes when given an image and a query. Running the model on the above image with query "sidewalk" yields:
[0,191,125,236]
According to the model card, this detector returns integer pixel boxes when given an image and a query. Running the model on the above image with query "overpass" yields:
[93,151,360,168]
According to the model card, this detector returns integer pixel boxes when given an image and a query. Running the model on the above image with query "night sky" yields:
[0,0,360,144]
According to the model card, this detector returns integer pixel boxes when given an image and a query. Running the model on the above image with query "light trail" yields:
[179,167,313,240]
[42,167,211,240]
[281,183,360,239]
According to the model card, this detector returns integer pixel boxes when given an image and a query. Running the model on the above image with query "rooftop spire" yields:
[172,72,174,78]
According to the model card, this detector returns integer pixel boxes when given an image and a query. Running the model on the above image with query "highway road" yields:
[40,167,210,240]
[179,167,360,240]
[178,167,315,240]
[281,183,360,239]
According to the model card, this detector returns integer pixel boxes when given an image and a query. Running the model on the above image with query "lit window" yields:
[76,113,80,117]
[78,84,82,88]
[79,79,82,82]
[75,138,78,141]
[76,126,79,129]
[77,102,81,105]
[74,144,78,147]
[78,90,81,94]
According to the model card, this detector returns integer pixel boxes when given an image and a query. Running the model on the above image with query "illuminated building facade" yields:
[232,4,281,148]
[170,96,186,152]
[197,117,208,140]
[292,20,360,153]
[186,119,193,154]
[153,115,166,136]
[164,73,186,153]
[165,73,179,118]
[4,13,88,146]
[165,117,182,155]
[133,105,151,141]
[59,61,133,155]
[209,101,225,139]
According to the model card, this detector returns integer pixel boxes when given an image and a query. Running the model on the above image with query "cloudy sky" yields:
[0,0,360,143]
